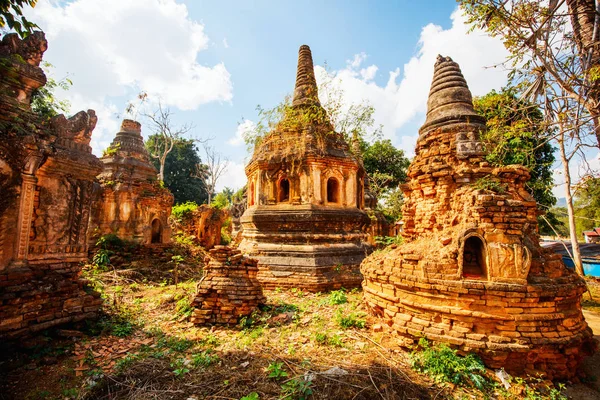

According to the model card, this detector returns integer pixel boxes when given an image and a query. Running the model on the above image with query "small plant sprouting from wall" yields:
[102,142,121,157]
[473,175,507,194]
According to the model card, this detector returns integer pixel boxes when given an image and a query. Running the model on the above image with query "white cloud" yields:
[223,38,229,48]
[315,8,509,157]
[216,161,247,192]
[28,0,233,155]
[228,119,256,146]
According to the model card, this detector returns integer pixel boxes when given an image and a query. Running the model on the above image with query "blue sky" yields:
[25,0,596,197]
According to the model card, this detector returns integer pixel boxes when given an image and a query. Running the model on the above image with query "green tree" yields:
[575,176,600,238]
[361,139,410,196]
[146,136,208,205]
[473,88,562,236]
[30,62,72,119]
[1,0,37,38]
[461,0,598,275]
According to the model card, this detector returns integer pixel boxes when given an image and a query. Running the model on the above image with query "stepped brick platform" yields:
[0,32,103,338]
[191,246,265,325]
[360,55,595,379]
[239,45,371,292]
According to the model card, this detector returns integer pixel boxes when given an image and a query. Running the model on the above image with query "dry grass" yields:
[0,246,586,400]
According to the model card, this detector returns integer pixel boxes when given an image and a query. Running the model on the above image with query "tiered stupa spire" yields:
[292,45,321,108]
[421,55,484,134]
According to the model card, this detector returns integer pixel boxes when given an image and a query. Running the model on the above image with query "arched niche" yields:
[151,218,162,244]
[460,233,487,279]
[249,180,255,206]
[327,177,340,204]
[278,178,290,203]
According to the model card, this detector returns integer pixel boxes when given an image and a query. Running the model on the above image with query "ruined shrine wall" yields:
[362,250,591,379]
[89,182,172,245]
[0,32,104,338]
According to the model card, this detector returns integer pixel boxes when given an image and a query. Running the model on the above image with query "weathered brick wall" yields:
[0,32,103,338]
[191,246,265,325]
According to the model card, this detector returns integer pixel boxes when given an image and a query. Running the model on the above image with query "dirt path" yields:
[565,310,600,399]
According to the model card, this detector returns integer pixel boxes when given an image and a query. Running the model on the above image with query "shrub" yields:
[267,361,288,379]
[328,289,347,305]
[410,338,487,390]
[96,233,125,250]
[175,297,193,318]
[172,201,198,222]
[335,309,366,329]
[473,175,507,194]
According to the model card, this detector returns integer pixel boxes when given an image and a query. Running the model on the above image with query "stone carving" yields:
[88,120,173,245]
[0,32,104,339]
[360,55,595,379]
[191,246,265,325]
[52,110,97,146]
[239,45,371,292]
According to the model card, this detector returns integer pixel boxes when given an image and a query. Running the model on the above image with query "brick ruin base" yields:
[362,248,594,379]
[0,264,102,339]
[191,246,265,325]
[241,206,369,292]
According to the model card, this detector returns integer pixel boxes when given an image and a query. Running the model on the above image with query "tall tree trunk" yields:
[567,0,600,148]
[558,132,585,276]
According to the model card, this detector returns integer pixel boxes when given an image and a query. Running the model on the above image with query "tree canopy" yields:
[575,176,600,238]
[146,137,208,205]
[0,0,37,38]
[473,88,562,236]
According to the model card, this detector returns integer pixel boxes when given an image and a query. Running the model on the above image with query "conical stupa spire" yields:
[292,45,321,108]
[107,119,150,159]
[421,55,483,133]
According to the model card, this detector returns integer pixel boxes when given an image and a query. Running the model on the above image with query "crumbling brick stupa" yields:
[361,55,595,379]
[239,45,371,292]
[0,32,103,338]
[88,120,173,245]
[191,246,265,325]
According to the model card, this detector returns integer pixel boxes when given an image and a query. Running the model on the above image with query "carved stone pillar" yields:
[14,174,37,264]
[312,166,321,204]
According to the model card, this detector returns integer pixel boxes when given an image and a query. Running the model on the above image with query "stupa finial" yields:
[292,45,321,108]
[421,55,482,133]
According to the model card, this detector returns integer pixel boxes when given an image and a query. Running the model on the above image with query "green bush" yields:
[410,338,487,390]
[335,309,366,329]
[172,201,198,221]
[175,297,193,318]
[96,233,125,250]
[328,289,348,305]
[267,361,288,379]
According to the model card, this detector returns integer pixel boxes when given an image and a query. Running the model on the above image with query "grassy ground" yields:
[0,246,592,400]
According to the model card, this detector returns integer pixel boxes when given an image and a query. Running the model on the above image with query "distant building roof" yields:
[583,228,600,237]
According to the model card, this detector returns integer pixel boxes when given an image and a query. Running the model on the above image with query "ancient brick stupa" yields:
[361,55,594,379]
[89,120,173,245]
[191,246,265,325]
[239,45,371,292]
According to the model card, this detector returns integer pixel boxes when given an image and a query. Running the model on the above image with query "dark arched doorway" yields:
[151,219,162,244]
[327,177,339,203]
[278,179,290,203]
[462,236,486,278]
